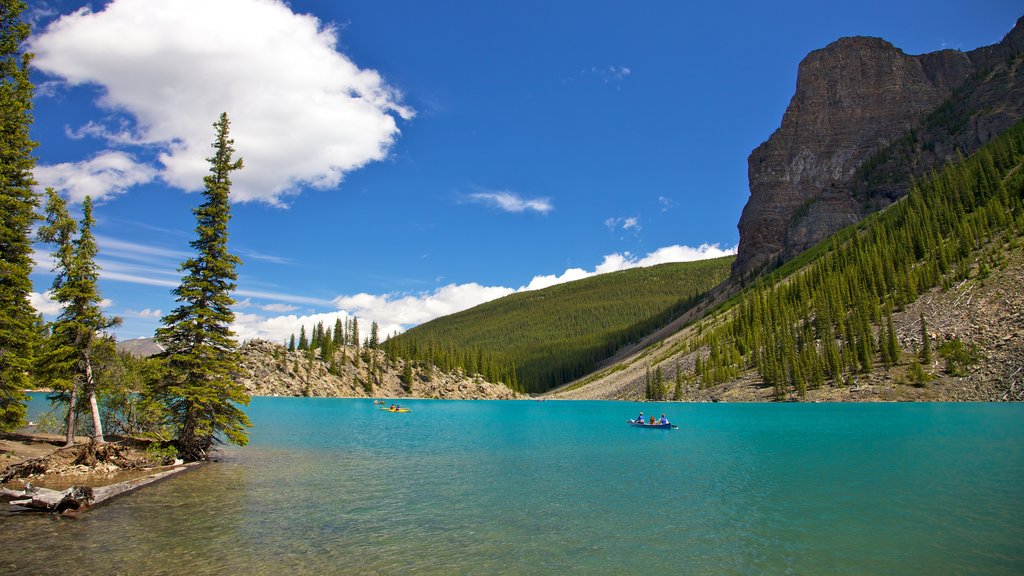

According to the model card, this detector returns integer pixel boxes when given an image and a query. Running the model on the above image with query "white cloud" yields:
[521,243,736,291]
[35,151,158,203]
[29,291,62,316]
[467,191,553,214]
[232,310,362,344]
[334,283,515,328]
[30,0,413,205]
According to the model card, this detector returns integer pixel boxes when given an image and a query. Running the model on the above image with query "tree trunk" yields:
[84,351,105,444]
[64,384,78,447]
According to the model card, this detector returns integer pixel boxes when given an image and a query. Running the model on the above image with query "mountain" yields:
[552,121,1024,401]
[733,16,1024,280]
[115,337,164,358]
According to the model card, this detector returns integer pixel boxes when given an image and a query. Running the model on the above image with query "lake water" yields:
[2,396,1023,575]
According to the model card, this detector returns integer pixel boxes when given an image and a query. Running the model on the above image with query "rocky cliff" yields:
[733,16,1024,279]
[236,339,523,400]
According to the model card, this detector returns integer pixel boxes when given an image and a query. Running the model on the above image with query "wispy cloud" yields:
[124,308,162,318]
[658,196,673,212]
[237,248,293,265]
[466,191,553,214]
[564,64,632,86]
[260,303,299,313]
[605,216,641,234]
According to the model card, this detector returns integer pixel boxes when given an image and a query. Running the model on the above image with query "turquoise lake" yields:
[3,396,1023,575]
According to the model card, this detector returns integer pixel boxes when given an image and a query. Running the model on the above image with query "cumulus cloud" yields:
[34,151,158,203]
[30,0,413,205]
[467,191,553,214]
[333,283,515,328]
[29,291,62,316]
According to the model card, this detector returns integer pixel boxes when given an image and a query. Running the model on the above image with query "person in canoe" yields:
[635,411,644,424]
[659,414,670,425]
[649,415,656,425]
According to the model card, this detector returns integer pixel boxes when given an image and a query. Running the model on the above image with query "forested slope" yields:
[387,257,733,393]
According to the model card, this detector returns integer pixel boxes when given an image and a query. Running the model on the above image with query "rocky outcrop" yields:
[734,16,1024,279]
[236,339,523,400]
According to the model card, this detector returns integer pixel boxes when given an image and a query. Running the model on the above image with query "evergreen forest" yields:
[384,257,734,393]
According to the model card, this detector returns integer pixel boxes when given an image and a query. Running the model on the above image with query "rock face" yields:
[236,339,523,400]
[115,337,164,358]
[733,17,1024,279]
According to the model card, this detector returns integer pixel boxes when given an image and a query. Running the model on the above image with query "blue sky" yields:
[24,0,1022,342]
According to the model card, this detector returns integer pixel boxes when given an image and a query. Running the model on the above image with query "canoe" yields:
[627,420,677,429]
[380,407,411,413]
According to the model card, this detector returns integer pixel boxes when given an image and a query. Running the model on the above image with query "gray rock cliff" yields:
[733,16,1024,279]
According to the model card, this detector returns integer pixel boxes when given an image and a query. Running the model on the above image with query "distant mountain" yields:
[734,16,1024,279]
[116,337,164,358]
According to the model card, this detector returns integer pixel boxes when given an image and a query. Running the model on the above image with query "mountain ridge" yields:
[733,16,1024,279]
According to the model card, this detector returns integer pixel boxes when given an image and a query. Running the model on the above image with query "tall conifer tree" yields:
[0,0,38,431]
[155,113,251,461]
[38,192,120,445]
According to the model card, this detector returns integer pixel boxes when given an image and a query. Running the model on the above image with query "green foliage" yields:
[390,257,734,393]
[144,442,179,465]
[687,120,1024,397]
[908,360,931,387]
[153,113,251,461]
[938,338,980,377]
[0,0,38,430]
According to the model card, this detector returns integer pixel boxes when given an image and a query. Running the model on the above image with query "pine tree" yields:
[919,313,932,365]
[0,0,38,431]
[154,113,251,462]
[37,192,121,444]
[369,321,379,349]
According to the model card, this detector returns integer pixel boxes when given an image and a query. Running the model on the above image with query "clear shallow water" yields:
[3,397,1023,575]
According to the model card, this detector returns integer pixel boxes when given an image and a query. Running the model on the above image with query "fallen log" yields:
[2,463,199,515]
[2,484,93,514]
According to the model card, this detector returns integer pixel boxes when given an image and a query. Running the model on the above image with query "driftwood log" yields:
[1,463,196,515]
[1,485,93,514]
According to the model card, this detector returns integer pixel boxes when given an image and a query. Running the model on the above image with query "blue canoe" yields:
[627,419,678,429]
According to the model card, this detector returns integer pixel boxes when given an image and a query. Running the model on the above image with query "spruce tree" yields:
[38,192,120,445]
[0,0,38,431]
[154,113,251,461]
